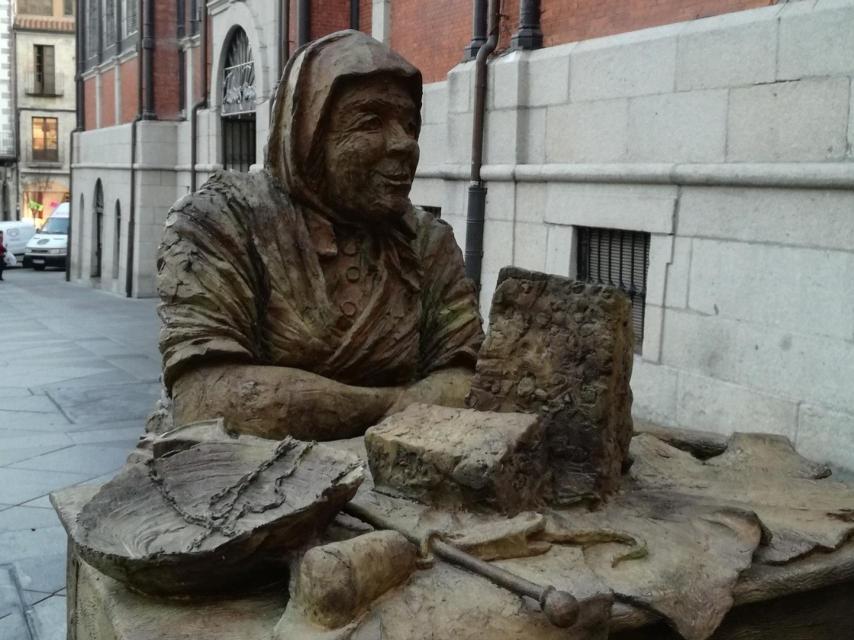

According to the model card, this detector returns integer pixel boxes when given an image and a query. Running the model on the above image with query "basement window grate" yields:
[576,226,650,354]
[419,205,441,219]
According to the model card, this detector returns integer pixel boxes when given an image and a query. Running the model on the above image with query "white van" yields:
[0,220,37,263]
[24,203,69,270]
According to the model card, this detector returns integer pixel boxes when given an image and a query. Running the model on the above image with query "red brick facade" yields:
[540,0,774,47]
[311,0,350,39]
[153,0,182,120]
[82,0,775,130]
[100,67,116,127]
[389,0,776,83]
[390,0,472,84]
[119,57,139,125]
[83,76,96,131]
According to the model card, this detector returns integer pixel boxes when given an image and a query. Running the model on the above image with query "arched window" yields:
[220,27,256,172]
[112,199,121,279]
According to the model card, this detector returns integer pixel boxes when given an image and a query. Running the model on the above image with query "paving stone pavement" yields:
[0,269,160,640]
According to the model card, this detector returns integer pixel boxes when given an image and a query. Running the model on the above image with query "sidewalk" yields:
[0,269,161,640]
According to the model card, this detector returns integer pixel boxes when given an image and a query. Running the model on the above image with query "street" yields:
[0,269,160,640]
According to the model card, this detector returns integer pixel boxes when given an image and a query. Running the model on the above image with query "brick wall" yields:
[540,0,775,45]
[391,0,472,83]
[311,0,350,38]
[83,76,96,130]
[388,0,777,84]
[100,67,116,127]
[119,56,138,124]
[359,0,371,32]
[153,0,181,119]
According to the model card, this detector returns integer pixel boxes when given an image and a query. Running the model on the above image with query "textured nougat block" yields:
[365,403,547,513]
[467,267,634,505]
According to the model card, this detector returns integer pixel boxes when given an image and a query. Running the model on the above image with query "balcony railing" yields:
[24,71,65,97]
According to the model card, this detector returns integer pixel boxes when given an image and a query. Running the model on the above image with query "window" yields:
[104,0,116,47]
[64,0,74,15]
[86,0,99,58]
[33,45,56,95]
[32,117,59,162]
[221,28,256,172]
[576,226,650,353]
[420,205,442,219]
[222,117,256,173]
[190,0,200,35]
[124,0,138,37]
[18,0,53,15]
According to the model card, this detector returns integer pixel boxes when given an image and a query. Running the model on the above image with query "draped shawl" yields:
[156,30,483,392]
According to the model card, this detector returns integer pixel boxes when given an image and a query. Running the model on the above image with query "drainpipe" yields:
[274,0,290,121]
[141,0,156,119]
[189,0,209,192]
[464,0,487,61]
[67,0,86,282]
[512,0,543,50]
[126,0,146,297]
[463,0,499,292]
[298,0,310,46]
[11,24,18,221]
[349,0,359,30]
[282,0,290,67]
[276,0,282,77]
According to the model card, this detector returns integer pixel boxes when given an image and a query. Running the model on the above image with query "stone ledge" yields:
[415,162,854,190]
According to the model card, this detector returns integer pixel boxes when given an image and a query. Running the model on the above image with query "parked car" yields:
[24,203,69,270]
[0,220,37,264]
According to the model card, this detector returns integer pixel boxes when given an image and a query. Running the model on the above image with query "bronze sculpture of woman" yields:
[156,30,484,440]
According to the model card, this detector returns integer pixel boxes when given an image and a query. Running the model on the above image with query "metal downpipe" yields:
[125,0,146,297]
[350,0,360,30]
[298,0,310,46]
[190,2,209,193]
[67,0,86,282]
[464,0,500,291]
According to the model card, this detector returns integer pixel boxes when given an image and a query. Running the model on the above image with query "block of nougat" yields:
[467,267,634,505]
[365,403,548,513]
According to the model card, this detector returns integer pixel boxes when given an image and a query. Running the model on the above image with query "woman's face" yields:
[321,76,420,223]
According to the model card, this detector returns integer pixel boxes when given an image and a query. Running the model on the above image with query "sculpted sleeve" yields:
[157,174,264,391]
[417,215,484,375]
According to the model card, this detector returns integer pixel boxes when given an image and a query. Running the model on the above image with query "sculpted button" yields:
[340,301,358,317]
[345,266,361,282]
[341,238,359,256]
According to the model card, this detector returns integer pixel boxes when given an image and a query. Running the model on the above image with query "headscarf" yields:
[265,30,422,223]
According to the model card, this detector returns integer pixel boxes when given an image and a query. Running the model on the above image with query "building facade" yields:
[14,0,75,223]
[1,0,16,219]
[71,0,854,469]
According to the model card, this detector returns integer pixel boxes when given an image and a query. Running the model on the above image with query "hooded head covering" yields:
[266,30,422,219]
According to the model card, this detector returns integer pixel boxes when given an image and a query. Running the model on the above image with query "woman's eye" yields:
[358,115,383,130]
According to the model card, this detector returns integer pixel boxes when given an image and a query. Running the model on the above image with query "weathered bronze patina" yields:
[53,30,854,640]
[156,29,483,441]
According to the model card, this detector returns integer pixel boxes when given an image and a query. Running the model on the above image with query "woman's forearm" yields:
[172,364,400,441]
[385,367,474,415]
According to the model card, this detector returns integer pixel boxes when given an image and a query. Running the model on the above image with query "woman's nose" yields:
[386,123,418,156]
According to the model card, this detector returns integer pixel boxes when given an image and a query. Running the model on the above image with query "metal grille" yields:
[221,29,256,116]
[222,116,256,173]
[576,226,650,353]
[419,205,442,219]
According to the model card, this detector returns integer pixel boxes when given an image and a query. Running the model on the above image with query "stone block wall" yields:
[410,0,854,469]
